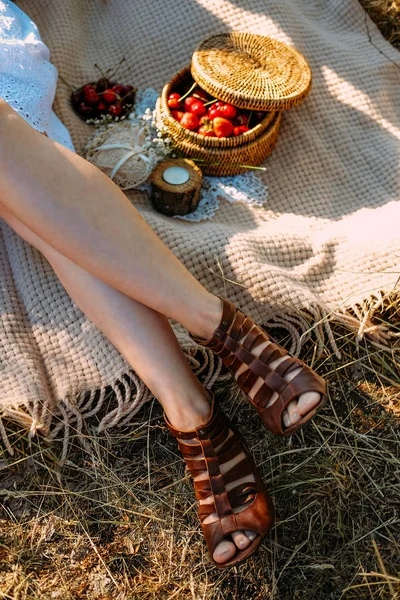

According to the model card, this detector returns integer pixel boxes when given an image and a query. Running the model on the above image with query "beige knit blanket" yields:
[1,0,399,453]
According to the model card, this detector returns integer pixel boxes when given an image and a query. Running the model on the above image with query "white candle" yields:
[162,165,190,185]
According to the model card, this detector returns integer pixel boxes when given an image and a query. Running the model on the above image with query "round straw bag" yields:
[158,33,312,176]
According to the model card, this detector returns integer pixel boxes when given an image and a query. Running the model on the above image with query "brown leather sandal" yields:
[190,297,327,437]
[164,394,274,569]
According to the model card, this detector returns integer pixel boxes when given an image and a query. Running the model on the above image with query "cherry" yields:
[102,89,117,104]
[71,90,83,107]
[171,110,184,122]
[219,104,237,119]
[86,91,100,105]
[83,84,96,97]
[254,111,265,122]
[78,102,94,117]
[189,101,206,117]
[168,93,182,109]
[71,73,136,122]
[112,84,124,97]
[95,77,111,92]
[207,106,224,120]
[108,104,122,116]
[121,85,135,103]
[183,96,198,112]
[235,112,249,126]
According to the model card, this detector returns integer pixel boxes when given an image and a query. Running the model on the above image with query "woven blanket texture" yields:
[1,0,399,448]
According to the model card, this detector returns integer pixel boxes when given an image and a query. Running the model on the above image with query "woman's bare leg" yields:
[0,100,320,428]
[0,99,220,339]
[0,202,256,564]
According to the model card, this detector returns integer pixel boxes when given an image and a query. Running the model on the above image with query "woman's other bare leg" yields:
[0,202,256,564]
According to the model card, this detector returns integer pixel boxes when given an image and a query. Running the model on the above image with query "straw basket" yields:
[157,33,312,176]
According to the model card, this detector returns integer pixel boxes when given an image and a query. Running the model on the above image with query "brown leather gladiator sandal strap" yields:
[190,298,327,437]
[164,395,274,569]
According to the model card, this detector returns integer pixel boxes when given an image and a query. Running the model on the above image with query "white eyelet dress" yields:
[0,0,74,151]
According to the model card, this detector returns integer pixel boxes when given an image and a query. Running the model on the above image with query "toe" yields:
[283,400,299,427]
[213,539,237,564]
[288,400,300,425]
[244,530,258,541]
[283,406,293,428]
[231,531,251,550]
[297,391,321,416]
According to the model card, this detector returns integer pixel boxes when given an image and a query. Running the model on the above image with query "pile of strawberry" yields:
[71,76,136,123]
[167,82,266,138]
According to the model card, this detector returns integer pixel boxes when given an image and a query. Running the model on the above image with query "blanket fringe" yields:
[1,290,399,457]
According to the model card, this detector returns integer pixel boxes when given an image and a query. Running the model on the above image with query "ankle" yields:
[162,388,212,431]
[189,294,223,340]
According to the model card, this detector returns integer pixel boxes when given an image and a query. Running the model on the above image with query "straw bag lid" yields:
[191,32,312,111]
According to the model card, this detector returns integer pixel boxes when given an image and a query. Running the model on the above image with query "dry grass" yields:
[358,0,400,48]
[1,3,400,600]
[1,311,400,600]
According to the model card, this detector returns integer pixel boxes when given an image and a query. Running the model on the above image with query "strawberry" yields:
[198,126,216,137]
[219,103,237,119]
[213,117,234,138]
[233,125,250,136]
[167,92,182,109]
[180,112,200,130]
[189,100,206,117]
[171,110,185,122]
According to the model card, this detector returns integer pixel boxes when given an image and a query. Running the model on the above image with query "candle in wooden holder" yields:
[150,158,203,217]
[162,166,190,185]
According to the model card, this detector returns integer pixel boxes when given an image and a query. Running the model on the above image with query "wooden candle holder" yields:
[150,158,203,216]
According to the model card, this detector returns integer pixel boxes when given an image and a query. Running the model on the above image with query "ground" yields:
[1,2,399,599]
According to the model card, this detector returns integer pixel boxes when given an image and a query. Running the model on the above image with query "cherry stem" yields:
[94,63,108,78]
[247,110,254,128]
[58,73,75,91]
[108,57,126,80]
[177,82,197,103]
[203,98,218,107]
